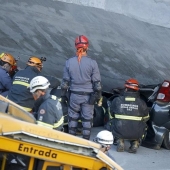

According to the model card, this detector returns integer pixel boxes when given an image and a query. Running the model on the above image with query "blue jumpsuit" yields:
[0,67,12,97]
[62,56,101,139]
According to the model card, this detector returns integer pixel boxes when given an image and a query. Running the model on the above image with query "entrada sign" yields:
[18,144,57,158]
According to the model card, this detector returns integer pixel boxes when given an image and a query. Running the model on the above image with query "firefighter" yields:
[8,56,60,112]
[0,53,15,97]
[110,79,149,153]
[29,76,64,131]
[61,35,102,140]
[94,130,116,161]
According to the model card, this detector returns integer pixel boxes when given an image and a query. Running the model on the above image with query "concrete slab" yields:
[0,0,170,92]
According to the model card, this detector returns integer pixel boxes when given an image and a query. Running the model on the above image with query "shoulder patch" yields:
[39,109,46,114]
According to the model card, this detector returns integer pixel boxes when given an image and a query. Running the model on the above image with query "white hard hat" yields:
[95,130,114,145]
[29,76,50,93]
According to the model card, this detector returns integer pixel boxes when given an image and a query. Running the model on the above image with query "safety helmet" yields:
[0,53,15,66]
[27,56,43,68]
[94,130,114,145]
[29,76,50,93]
[75,35,89,49]
[125,78,139,91]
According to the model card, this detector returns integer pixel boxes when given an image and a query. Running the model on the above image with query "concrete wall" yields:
[0,0,170,92]
[57,0,170,28]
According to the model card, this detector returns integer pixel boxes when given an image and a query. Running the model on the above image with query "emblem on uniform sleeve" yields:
[40,109,45,114]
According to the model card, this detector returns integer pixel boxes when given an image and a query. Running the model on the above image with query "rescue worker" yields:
[0,52,20,78]
[94,130,115,161]
[110,79,149,153]
[61,35,102,140]
[29,76,64,131]
[8,56,60,112]
[0,53,15,97]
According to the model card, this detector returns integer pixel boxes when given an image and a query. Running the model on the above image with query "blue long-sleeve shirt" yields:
[63,56,101,92]
[0,67,12,97]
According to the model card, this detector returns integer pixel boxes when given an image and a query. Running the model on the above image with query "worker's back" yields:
[63,56,100,92]
[8,66,40,111]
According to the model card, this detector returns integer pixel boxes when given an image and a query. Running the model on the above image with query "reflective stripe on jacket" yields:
[114,114,149,121]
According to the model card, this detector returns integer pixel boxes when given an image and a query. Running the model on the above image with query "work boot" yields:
[117,139,124,152]
[128,140,139,154]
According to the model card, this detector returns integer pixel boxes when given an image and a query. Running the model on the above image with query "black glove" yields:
[60,96,68,103]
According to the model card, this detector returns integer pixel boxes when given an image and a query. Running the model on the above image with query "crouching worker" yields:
[110,79,149,153]
[29,76,64,131]
[94,130,116,161]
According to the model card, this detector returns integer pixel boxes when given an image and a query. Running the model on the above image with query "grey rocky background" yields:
[0,0,170,92]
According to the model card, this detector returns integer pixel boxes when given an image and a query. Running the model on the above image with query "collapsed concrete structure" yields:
[0,0,170,92]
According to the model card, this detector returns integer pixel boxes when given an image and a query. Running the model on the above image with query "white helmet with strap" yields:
[29,76,50,93]
[95,130,114,145]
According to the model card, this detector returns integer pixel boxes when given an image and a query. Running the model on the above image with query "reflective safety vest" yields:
[119,96,150,121]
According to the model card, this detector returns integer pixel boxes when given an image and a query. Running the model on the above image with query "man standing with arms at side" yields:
[61,35,102,140]
[110,79,149,153]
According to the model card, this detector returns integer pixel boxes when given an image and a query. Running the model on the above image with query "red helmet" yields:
[75,35,89,49]
[125,78,139,91]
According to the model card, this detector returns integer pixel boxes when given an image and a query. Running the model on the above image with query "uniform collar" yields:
[25,66,40,73]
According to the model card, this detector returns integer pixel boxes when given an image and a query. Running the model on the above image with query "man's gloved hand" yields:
[60,96,68,103]
[97,96,103,107]
[96,91,102,106]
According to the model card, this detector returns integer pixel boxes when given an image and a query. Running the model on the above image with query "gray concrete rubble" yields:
[0,0,170,92]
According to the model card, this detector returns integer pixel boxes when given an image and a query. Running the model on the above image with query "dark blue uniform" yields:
[110,91,149,140]
[62,56,101,139]
[8,66,60,112]
[35,92,64,131]
[0,67,12,97]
